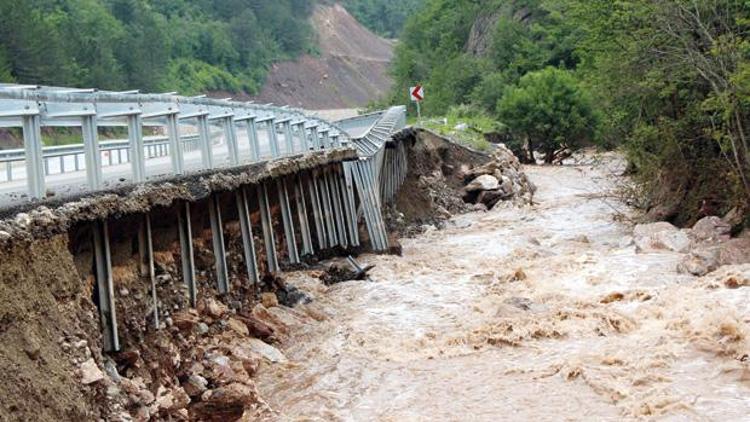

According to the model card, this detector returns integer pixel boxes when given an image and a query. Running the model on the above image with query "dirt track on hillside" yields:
[252,4,394,109]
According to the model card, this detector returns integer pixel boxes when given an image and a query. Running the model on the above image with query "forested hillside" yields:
[341,0,424,37]
[391,0,750,226]
[0,0,419,95]
[0,0,314,94]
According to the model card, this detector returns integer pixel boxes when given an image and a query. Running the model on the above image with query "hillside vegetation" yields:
[390,0,750,226]
[0,0,416,96]
[341,0,424,38]
[0,0,315,94]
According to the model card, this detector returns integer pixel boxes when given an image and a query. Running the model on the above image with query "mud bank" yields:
[254,152,750,420]
[388,128,533,235]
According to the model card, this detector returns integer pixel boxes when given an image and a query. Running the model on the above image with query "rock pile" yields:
[631,215,750,277]
[461,144,536,209]
[78,292,312,421]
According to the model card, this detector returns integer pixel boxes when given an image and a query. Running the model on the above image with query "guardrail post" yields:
[283,120,294,154]
[138,214,159,328]
[236,188,260,285]
[223,117,240,165]
[268,120,280,157]
[92,220,119,352]
[340,162,360,246]
[166,113,184,175]
[294,177,314,256]
[321,130,331,149]
[257,182,279,273]
[310,126,320,150]
[328,168,348,247]
[208,194,229,294]
[247,118,260,161]
[306,173,326,250]
[294,122,308,151]
[22,114,45,199]
[197,114,213,168]
[177,201,197,307]
[127,113,146,182]
[277,177,300,264]
[317,168,337,247]
[81,115,103,189]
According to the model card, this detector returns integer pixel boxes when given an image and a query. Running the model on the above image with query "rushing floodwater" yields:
[256,155,750,421]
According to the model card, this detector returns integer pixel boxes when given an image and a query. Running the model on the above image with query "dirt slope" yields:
[252,3,394,109]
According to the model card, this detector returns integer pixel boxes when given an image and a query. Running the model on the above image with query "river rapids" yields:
[255,153,750,421]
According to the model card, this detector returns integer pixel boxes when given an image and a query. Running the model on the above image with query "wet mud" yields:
[256,153,750,420]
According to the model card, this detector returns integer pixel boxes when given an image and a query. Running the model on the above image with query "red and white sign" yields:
[410,85,424,102]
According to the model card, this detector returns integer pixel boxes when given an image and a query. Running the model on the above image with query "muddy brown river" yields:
[255,155,750,421]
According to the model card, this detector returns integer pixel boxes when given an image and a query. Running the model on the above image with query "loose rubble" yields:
[460,144,536,209]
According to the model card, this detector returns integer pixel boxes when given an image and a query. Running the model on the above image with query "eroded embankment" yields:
[252,152,750,420]
[0,148,358,421]
[387,128,535,236]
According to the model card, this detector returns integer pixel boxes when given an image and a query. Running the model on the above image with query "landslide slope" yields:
[252,3,394,109]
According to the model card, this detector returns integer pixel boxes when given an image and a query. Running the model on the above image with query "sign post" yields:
[409,85,424,120]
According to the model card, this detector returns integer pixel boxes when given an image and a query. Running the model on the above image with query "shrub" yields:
[497,67,598,163]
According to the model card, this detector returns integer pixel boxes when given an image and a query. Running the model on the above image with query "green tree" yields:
[497,67,598,163]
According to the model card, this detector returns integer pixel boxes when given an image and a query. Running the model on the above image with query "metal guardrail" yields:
[0,134,201,182]
[340,106,408,250]
[0,84,353,202]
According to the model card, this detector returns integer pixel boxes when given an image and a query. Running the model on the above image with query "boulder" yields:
[191,383,259,421]
[202,383,257,407]
[465,175,499,192]
[247,338,287,363]
[260,292,279,308]
[633,222,691,253]
[678,237,750,276]
[691,216,731,242]
[477,189,507,209]
[229,343,263,376]
[172,310,200,331]
[155,386,190,412]
[202,297,229,319]
[226,318,249,337]
[235,314,275,340]
[183,375,208,398]
[80,358,105,385]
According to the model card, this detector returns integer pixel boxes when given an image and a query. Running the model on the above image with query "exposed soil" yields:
[0,235,104,421]
[252,4,394,109]
[386,128,537,236]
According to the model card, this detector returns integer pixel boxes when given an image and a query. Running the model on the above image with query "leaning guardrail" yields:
[0,84,351,203]
[337,106,407,250]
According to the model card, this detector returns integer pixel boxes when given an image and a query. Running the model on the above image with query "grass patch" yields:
[414,106,500,151]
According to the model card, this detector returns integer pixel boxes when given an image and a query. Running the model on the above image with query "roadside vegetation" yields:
[390,0,750,226]
[415,105,495,151]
